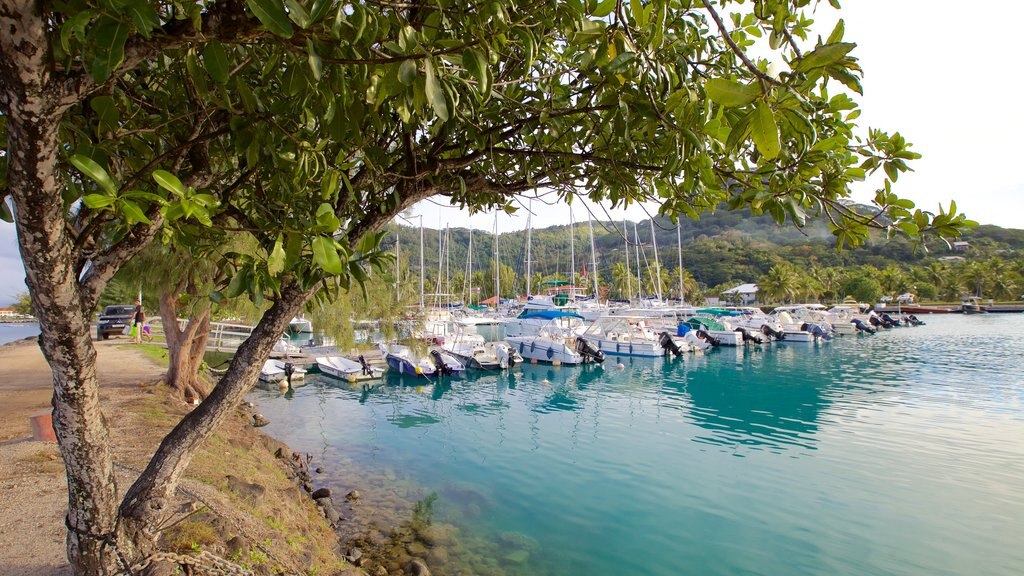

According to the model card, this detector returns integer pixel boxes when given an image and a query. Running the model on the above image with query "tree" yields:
[759,264,799,304]
[11,291,35,316]
[843,274,883,304]
[0,0,975,573]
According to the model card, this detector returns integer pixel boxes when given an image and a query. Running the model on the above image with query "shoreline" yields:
[0,339,357,576]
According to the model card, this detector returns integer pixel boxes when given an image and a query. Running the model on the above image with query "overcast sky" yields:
[410,0,1024,232]
[2,0,1021,305]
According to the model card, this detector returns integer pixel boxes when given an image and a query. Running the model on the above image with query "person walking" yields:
[132,299,146,344]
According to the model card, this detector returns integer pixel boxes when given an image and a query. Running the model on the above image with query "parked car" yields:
[97,305,136,339]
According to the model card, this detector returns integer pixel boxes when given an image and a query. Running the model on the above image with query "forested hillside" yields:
[386,207,1024,304]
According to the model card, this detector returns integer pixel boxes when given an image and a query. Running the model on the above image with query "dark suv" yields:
[97,305,136,339]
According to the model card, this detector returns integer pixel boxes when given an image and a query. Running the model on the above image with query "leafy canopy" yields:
[3,0,975,308]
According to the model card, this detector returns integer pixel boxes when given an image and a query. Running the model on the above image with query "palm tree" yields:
[610,262,631,299]
[758,264,799,304]
[669,267,701,303]
[878,266,909,298]
[811,266,845,303]
[960,261,989,298]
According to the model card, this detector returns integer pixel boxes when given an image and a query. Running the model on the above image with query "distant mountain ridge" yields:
[388,206,1022,290]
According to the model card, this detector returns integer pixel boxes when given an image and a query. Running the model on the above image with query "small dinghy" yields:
[316,355,382,382]
[258,359,306,384]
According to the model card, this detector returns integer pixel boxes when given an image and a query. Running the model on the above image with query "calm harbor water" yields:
[251,314,1024,576]
[0,322,39,345]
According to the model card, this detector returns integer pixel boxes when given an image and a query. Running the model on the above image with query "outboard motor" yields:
[429,350,453,376]
[908,314,925,326]
[658,332,684,357]
[695,329,720,347]
[760,323,785,341]
[575,337,606,363]
[283,362,295,387]
[736,327,765,344]
[868,314,883,328]
[357,354,374,376]
[851,319,876,334]
[800,322,833,341]
[880,313,899,328]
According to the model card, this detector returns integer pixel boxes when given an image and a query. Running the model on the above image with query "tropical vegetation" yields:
[0,0,977,573]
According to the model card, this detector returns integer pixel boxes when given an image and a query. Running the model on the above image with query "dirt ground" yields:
[0,337,346,576]
[0,337,167,575]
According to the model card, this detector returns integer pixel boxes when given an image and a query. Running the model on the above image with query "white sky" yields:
[410,0,1024,233]
[2,0,1022,304]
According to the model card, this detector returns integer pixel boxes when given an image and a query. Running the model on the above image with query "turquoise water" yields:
[251,315,1024,576]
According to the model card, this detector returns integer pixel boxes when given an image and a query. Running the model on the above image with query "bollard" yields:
[30,411,57,442]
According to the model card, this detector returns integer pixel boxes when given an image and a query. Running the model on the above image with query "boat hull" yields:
[506,336,585,365]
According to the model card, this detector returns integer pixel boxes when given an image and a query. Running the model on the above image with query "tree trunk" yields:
[159,291,212,402]
[4,93,125,574]
[120,284,312,534]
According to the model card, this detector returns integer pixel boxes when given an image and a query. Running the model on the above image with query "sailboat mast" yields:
[395,223,400,303]
[419,218,425,311]
[624,220,631,300]
[467,225,473,305]
[445,225,451,307]
[588,216,598,301]
[650,219,662,301]
[494,212,500,301]
[570,208,575,289]
[634,223,642,298]
[526,202,532,297]
[677,220,684,303]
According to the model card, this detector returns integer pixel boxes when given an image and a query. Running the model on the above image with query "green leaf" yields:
[89,95,120,135]
[398,59,418,86]
[306,39,323,80]
[315,203,340,232]
[60,10,95,53]
[90,17,130,83]
[592,0,615,17]
[795,42,856,72]
[0,196,12,223]
[826,19,845,44]
[463,49,490,96]
[750,102,780,160]
[423,59,449,121]
[70,155,118,195]
[118,199,151,224]
[245,0,294,38]
[283,233,302,270]
[284,0,312,28]
[267,234,286,275]
[224,269,249,299]
[704,78,760,107]
[82,193,116,209]
[122,0,160,38]
[152,170,187,196]
[312,236,343,274]
[203,41,231,84]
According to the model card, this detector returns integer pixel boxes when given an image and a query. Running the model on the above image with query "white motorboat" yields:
[580,316,689,357]
[288,316,313,334]
[259,359,307,384]
[505,313,605,365]
[444,340,522,370]
[316,355,382,381]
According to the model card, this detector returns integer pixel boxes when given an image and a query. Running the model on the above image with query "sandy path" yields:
[0,339,167,576]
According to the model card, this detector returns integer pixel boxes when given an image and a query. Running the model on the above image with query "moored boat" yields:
[378,343,449,377]
[316,355,382,381]
[259,359,307,384]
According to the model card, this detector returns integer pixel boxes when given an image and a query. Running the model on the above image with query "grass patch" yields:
[18,449,64,474]
[135,343,170,367]
[163,518,218,553]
